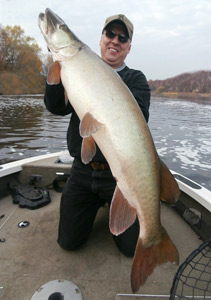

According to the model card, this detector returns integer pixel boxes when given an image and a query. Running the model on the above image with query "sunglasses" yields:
[105,29,129,43]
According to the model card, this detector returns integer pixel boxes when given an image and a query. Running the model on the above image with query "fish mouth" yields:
[38,8,66,36]
[39,13,45,22]
[38,8,82,58]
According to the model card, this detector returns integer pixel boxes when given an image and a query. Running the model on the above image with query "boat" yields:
[0,151,210,300]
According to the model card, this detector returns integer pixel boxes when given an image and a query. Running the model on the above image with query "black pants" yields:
[57,158,139,257]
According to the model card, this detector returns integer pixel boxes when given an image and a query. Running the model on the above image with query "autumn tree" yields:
[0,24,45,94]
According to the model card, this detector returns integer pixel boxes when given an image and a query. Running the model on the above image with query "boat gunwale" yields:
[0,151,211,213]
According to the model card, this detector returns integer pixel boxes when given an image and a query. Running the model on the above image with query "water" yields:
[0,95,211,190]
[0,94,69,163]
[148,97,211,190]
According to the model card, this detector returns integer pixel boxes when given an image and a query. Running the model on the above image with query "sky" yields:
[0,0,210,80]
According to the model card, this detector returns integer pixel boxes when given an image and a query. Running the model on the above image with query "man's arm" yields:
[44,81,73,116]
[130,73,150,122]
[119,68,151,122]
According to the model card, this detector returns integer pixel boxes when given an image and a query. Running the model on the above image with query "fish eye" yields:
[59,24,67,30]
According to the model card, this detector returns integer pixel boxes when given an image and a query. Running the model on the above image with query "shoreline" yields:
[151,91,211,101]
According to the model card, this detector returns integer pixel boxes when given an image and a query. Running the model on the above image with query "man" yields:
[44,14,150,257]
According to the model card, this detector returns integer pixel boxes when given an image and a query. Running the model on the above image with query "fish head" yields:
[38,8,83,61]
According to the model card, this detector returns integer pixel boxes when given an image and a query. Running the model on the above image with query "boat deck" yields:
[0,155,203,300]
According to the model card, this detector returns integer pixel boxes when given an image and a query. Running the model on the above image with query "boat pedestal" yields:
[30,279,82,300]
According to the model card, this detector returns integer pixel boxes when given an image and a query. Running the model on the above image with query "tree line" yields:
[148,71,211,96]
[1,24,210,96]
[0,24,48,95]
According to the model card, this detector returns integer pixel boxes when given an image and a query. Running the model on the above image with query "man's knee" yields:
[57,233,88,251]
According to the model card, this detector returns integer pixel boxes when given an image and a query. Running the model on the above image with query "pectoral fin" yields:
[80,113,104,138]
[109,186,137,236]
[160,160,180,205]
[47,61,61,85]
[81,136,96,164]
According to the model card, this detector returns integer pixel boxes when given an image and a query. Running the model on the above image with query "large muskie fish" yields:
[38,8,180,292]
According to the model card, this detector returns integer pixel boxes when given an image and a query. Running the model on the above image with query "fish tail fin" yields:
[131,228,179,293]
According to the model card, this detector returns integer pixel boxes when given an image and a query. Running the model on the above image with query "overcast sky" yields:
[0,0,210,80]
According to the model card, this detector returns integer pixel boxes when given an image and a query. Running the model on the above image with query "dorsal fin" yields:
[160,160,180,205]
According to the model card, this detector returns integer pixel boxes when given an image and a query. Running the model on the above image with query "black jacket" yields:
[44,64,150,163]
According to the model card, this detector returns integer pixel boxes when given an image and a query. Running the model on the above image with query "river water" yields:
[0,94,211,190]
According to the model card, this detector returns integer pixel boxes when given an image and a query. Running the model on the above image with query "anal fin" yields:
[109,186,137,236]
